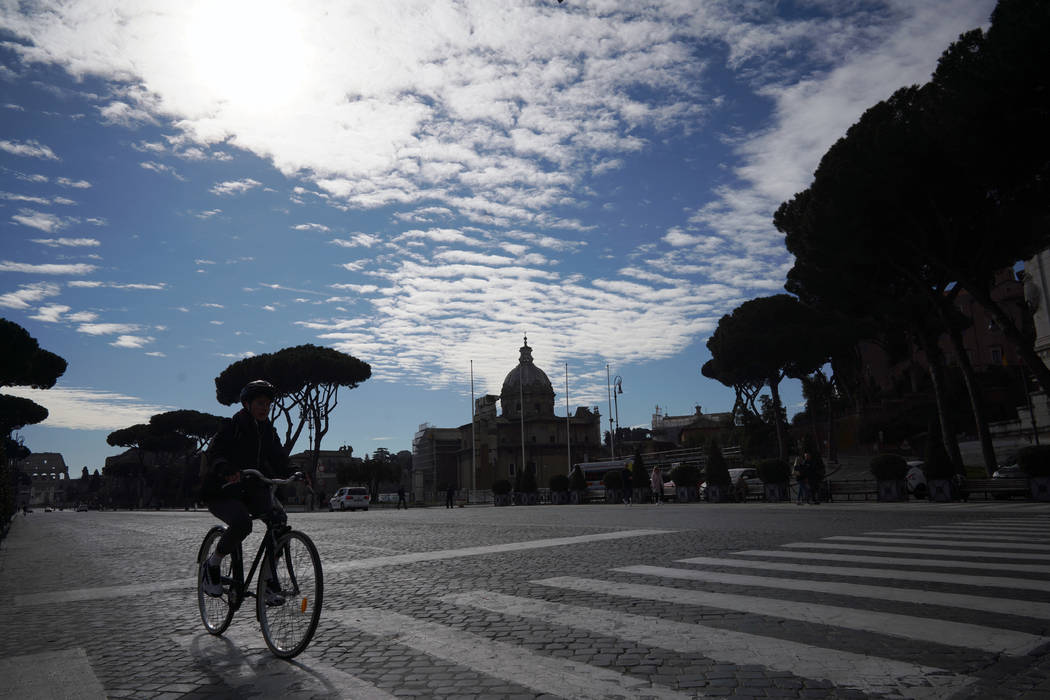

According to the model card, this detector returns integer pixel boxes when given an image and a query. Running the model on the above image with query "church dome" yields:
[501,337,554,397]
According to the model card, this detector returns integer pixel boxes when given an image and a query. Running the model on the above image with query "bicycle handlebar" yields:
[241,468,308,488]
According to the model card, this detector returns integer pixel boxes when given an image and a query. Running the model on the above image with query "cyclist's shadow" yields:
[188,631,341,697]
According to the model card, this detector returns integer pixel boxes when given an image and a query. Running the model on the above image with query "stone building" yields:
[14,452,69,507]
[412,337,603,501]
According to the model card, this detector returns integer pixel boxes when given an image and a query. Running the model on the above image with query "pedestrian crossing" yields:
[176,514,1050,698]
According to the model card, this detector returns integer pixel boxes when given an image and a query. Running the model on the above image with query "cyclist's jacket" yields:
[201,408,290,501]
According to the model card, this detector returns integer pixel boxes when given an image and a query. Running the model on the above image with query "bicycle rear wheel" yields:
[197,526,235,635]
[257,530,323,658]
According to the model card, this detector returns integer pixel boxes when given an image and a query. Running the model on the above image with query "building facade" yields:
[14,452,69,507]
[412,337,603,501]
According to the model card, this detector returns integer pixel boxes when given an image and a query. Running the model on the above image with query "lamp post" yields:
[606,364,615,459]
[613,375,623,459]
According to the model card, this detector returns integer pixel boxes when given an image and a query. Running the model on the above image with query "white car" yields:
[330,486,370,511]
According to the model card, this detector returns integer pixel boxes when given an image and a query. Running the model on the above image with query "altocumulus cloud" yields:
[2,385,173,430]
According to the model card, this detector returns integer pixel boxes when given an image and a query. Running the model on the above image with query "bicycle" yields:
[195,469,323,659]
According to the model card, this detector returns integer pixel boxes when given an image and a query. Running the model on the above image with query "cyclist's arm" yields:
[206,418,241,482]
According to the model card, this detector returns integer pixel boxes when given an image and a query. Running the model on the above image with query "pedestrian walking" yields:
[397,484,407,509]
[446,483,456,508]
[622,467,633,505]
[650,466,663,504]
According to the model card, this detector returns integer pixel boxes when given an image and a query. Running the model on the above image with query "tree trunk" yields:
[942,315,997,476]
[768,376,787,460]
[918,334,964,472]
[826,393,837,463]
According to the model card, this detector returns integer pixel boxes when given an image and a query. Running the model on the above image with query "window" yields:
[509,463,515,476]
[991,346,1003,364]
[549,435,555,443]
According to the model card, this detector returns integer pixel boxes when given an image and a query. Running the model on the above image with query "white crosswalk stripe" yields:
[329,608,693,700]
[734,548,1050,573]
[532,575,1045,654]
[440,589,973,699]
[823,535,1050,550]
[613,564,1050,620]
[682,554,1050,591]
[864,530,1050,541]
[781,541,1050,560]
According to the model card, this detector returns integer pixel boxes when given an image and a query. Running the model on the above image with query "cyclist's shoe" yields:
[202,561,223,597]
[264,580,285,606]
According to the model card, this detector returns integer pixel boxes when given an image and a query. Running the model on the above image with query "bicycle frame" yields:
[222,469,302,611]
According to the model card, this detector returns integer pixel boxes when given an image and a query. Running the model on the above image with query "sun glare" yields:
[185,0,315,110]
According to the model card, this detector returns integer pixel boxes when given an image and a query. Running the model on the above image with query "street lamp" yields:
[613,375,623,458]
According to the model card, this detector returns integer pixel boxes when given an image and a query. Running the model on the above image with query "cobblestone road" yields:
[3,500,1050,699]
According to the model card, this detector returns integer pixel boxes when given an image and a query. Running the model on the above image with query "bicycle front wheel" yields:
[257,530,323,658]
[197,526,235,635]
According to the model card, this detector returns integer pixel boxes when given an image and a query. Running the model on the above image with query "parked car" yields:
[330,486,370,511]
[75,504,89,512]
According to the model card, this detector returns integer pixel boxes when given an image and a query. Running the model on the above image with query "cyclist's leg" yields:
[208,497,253,557]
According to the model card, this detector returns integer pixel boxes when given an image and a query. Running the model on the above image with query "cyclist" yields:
[201,379,292,603]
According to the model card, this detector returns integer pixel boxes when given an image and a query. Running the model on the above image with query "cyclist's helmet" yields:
[239,379,277,404]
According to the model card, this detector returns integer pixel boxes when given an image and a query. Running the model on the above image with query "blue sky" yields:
[1,0,995,471]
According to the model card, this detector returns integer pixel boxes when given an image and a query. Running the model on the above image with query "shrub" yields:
[756,458,791,484]
[491,479,512,496]
[569,467,587,491]
[669,463,700,488]
[602,469,623,490]
[1017,445,1050,477]
[515,470,538,493]
[704,438,732,486]
[869,454,908,481]
[548,474,570,492]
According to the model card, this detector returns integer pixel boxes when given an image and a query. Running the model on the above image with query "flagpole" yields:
[470,360,476,494]
[565,362,571,473]
[520,347,526,479]
[606,363,615,459]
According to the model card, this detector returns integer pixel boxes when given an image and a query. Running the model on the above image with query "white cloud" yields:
[29,303,70,322]
[140,161,184,179]
[0,281,61,309]
[0,261,96,274]
[0,139,59,160]
[56,177,91,188]
[2,385,174,430]
[31,237,100,247]
[99,100,156,126]
[211,178,262,196]
[110,334,154,348]
[77,322,142,335]
[293,222,330,232]
[12,208,66,232]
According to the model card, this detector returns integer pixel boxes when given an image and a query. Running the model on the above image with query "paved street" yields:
[3,500,1050,699]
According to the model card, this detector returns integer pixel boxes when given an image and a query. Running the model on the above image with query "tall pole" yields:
[606,364,615,459]
[470,360,476,495]
[613,375,622,459]
[520,340,526,479]
[565,362,571,472]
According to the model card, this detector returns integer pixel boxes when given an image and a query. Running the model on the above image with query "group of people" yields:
[793,451,824,505]
[617,465,667,505]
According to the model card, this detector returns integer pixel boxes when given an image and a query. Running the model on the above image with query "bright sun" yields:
[185,0,314,109]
